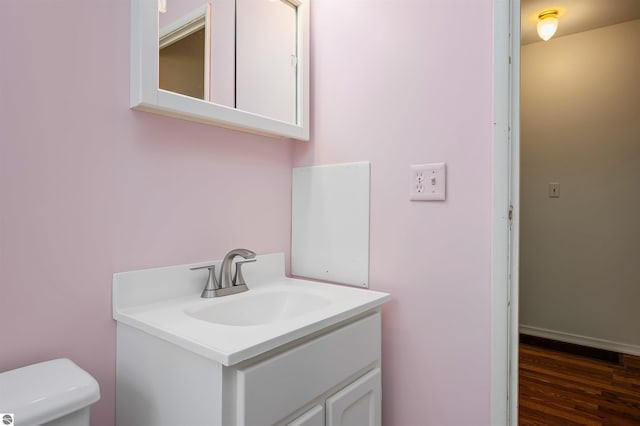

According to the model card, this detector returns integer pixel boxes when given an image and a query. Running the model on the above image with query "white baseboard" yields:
[519,325,640,357]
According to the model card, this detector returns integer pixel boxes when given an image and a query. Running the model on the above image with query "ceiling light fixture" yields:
[537,10,559,41]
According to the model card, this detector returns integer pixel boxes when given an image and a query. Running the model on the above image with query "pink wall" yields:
[2,0,493,425]
[294,0,493,424]
[1,1,293,425]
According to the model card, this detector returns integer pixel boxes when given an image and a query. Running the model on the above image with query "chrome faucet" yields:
[190,248,256,298]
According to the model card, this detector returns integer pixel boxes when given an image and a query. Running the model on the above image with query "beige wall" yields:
[520,19,640,350]
[160,0,236,107]
[159,29,206,100]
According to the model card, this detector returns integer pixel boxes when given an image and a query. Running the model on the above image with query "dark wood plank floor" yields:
[519,343,640,425]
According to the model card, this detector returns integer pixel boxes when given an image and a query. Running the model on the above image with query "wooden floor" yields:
[519,343,640,425]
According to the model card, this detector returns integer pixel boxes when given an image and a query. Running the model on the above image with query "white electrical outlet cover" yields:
[410,163,446,201]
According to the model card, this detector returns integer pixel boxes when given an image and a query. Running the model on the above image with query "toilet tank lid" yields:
[0,358,100,426]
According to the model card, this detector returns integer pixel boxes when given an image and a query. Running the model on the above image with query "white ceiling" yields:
[521,0,640,45]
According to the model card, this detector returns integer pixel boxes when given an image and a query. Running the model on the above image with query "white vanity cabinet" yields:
[114,253,389,426]
[116,311,382,426]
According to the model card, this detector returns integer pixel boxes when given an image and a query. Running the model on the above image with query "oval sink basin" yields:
[185,290,331,326]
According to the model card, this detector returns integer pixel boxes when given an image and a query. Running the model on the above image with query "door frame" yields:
[491,0,520,424]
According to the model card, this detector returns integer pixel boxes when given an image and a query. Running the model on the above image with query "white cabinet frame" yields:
[130,0,310,140]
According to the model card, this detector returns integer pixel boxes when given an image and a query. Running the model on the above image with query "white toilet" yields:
[0,358,100,426]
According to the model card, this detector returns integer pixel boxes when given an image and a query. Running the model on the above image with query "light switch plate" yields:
[548,182,560,198]
[410,163,446,201]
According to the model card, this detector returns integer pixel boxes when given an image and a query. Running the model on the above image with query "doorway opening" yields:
[515,1,640,424]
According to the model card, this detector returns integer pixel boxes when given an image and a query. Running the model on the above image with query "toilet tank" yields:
[0,358,100,426]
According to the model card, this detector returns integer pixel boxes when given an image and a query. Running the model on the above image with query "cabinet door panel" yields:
[326,369,381,426]
[287,405,324,426]
[237,313,380,426]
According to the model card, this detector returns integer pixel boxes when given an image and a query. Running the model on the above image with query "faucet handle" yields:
[233,259,256,286]
[190,264,221,297]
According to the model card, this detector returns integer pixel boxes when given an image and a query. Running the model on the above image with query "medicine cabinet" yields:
[130,0,309,140]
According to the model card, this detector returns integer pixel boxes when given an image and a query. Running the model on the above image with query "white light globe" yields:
[537,16,558,41]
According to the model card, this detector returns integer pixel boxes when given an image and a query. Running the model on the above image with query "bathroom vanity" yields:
[113,253,389,426]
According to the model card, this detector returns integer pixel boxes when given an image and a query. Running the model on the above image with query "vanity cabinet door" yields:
[287,405,324,426]
[236,313,380,426]
[326,369,381,426]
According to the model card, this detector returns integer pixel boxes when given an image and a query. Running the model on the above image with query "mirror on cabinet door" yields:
[159,4,212,102]
[131,0,309,140]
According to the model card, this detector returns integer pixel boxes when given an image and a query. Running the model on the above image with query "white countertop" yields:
[113,253,390,366]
